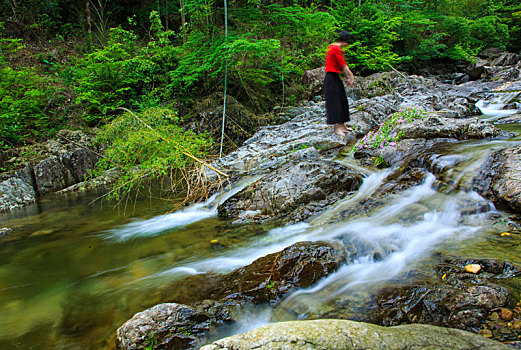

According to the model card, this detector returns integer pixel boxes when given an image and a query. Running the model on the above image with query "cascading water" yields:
[476,90,520,122]
[105,175,263,241]
[1,94,520,349]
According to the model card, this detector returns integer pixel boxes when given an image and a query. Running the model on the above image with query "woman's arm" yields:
[341,64,355,86]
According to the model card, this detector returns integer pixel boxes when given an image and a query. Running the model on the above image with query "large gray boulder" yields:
[34,155,76,195]
[0,130,100,213]
[199,319,511,350]
[116,303,212,350]
[208,104,347,179]
[0,177,36,212]
[473,145,521,213]
[218,159,362,223]
[397,116,509,140]
[302,67,325,98]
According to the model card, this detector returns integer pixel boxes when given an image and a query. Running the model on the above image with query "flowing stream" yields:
[1,107,521,349]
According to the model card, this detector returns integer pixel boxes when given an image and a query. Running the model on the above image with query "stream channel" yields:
[1,108,521,349]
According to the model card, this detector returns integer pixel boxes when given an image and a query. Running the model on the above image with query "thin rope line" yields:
[219,0,228,159]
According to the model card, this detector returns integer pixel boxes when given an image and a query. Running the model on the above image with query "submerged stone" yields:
[371,258,519,333]
[465,264,482,274]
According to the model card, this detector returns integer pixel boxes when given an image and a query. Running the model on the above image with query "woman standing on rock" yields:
[324,30,355,137]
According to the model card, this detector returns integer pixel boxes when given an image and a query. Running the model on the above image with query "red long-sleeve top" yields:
[325,45,347,73]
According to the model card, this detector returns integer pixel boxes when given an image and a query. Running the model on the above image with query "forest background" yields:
[1,0,520,196]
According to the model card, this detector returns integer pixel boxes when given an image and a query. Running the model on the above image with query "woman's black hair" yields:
[336,30,353,43]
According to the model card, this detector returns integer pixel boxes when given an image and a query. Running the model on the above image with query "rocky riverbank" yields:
[115,52,521,349]
[0,130,102,213]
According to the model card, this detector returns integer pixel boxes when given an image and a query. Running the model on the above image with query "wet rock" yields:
[207,241,346,304]
[200,319,511,350]
[218,159,362,223]
[0,177,36,212]
[160,241,347,305]
[207,103,347,179]
[0,130,101,212]
[371,258,517,333]
[397,116,510,140]
[480,303,521,343]
[500,308,513,321]
[473,145,521,213]
[0,227,13,238]
[467,58,489,80]
[465,264,482,274]
[120,241,347,349]
[302,67,325,98]
[116,303,212,350]
[34,156,76,196]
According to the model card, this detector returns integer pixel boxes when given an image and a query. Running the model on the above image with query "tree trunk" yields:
[180,0,186,44]
[165,0,169,31]
[86,0,92,49]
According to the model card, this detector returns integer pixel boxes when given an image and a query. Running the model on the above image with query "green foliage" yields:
[334,3,402,73]
[395,10,509,68]
[2,0,521,153]
[0,23,64,148]
[72,26,150,118]
[72,11,180,121]
[497,1,521,51]
[169,31,284,109]
[351,106,425,154]
[262,5,337,67]
[91,107,212,201]
[372,156,390,168]
[469,16,509,50]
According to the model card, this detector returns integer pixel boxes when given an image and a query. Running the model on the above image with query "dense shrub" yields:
[0,24,65,148]
[91,107,213,201]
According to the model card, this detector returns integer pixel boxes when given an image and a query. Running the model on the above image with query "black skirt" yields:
[324,72,349,124]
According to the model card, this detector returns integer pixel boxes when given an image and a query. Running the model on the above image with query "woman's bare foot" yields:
[337,123,354,132]
[334,124,347,137]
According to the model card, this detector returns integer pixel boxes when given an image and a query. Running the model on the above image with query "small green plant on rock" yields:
[351,106,425,155]
[371,156,389,168]
[144,332,158,350]
[266,279,275,289]
[290,141,310,153]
